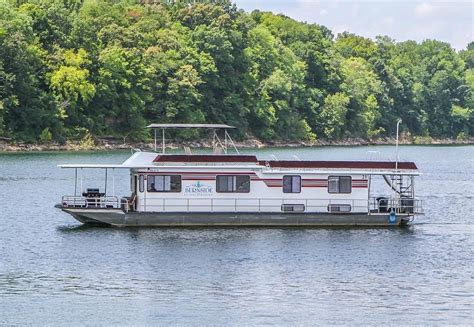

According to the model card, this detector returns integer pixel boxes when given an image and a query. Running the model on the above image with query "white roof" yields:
[58,151,420,175]
[147,123,235,129]
[122,151,158,167]
[58,151,158,169]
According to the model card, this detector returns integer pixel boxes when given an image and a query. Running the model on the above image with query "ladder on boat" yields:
[383,174,414,198]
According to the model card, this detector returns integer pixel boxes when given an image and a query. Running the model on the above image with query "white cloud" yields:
[414,2,436,16]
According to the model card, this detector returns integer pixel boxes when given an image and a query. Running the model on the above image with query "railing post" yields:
[80,168,83,194]
[104,168,108,196]
[74,168,77,208]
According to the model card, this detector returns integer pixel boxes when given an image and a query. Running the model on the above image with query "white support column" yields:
[212,129,217,153]
[104,168,108,196]
[112,168,115,197]
[154,129,157,152]
[224,129,228,154]
[367,174,371,214]
[80,168,83,194]
[162,128,165,154]
[74,168,78,197]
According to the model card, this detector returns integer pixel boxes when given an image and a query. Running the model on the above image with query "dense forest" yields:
[1,0,473,144]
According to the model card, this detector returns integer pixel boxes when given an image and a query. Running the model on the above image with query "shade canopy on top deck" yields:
[147,124,235,129]
[147,123,238,154]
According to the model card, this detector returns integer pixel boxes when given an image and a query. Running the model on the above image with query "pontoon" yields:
[57,124,423,227]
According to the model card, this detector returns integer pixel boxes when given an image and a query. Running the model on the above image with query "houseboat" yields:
[56,124,423,227]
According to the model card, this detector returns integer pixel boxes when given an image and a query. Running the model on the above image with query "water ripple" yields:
[0,146,473,325]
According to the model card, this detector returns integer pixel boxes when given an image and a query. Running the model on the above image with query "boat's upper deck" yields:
[154,153,417,168]
[59,152,419,175]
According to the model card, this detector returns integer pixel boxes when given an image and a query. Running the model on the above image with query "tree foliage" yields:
[0,0,473,143]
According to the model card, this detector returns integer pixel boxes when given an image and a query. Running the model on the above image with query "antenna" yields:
[391,119,402,212]
[395,119,402,171]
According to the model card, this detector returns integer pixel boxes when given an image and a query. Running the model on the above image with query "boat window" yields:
[216,175,250,193]
[328,176,352,193]
[281,204,305,212]
[147,175,181,192]
[139,175,144,192]
[327,204,351,213]
[283,175,301,193]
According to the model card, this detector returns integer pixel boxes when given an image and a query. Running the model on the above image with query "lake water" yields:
[0,146,473,325]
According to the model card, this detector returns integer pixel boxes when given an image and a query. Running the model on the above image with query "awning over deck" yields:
[58,164,128,169]
[147,124,235,129]
[58,151,158,169]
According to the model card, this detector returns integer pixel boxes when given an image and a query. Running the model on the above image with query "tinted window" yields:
[281,204,305,212]
[328,176,352,193]
[216,175,250,193]
[147,175,181,192]
[328,204,351,212]
[283,175,301,193]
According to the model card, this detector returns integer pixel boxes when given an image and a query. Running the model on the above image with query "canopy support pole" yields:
[74,168,78,197]
[162,128,165,154]
[112,168,115,197]
[212,129,217,153]
[154,129,157,152]
[104,168,108,196]
[224,130,239,154]
[224,129,228,154]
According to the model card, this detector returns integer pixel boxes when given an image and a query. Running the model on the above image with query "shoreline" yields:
[1,137,473,152]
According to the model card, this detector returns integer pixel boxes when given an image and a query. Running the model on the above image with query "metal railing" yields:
[61,195,423,215]
[369,197,423,214]
[61,195,121,209]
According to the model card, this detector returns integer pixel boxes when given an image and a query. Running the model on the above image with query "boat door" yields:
[136,174,145,211]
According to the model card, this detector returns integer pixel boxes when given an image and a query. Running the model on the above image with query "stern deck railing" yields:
[61,195,121,209]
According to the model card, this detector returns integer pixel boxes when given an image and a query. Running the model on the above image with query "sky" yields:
[233,0,473,51]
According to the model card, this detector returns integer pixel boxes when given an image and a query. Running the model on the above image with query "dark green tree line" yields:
[0,0,473,143]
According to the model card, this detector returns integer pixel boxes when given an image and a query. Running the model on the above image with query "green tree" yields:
[319,92,350,139]
[340,57,382,137]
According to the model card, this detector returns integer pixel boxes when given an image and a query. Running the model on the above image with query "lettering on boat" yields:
[184,181,213,196]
